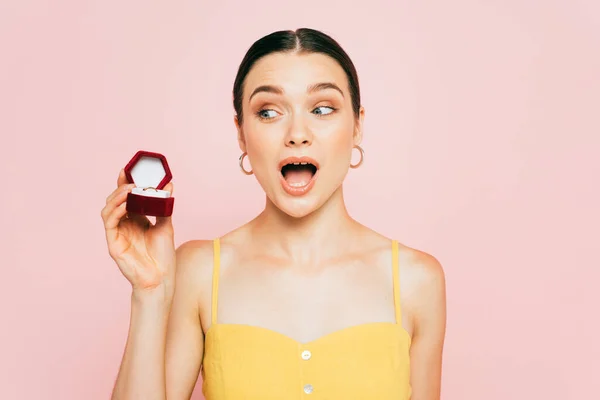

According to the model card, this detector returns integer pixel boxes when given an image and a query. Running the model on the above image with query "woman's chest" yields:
[199,259,404,343]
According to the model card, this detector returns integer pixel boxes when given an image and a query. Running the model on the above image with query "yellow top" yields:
[201,238,412,399]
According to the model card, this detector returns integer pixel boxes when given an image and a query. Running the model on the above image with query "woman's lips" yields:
[278,156,319,196]
[278,156,320,170]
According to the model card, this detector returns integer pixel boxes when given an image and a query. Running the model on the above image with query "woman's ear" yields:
[353,106,365,146]
[235,115,247,153]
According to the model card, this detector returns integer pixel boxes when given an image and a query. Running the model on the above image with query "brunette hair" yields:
[232,28,361,124]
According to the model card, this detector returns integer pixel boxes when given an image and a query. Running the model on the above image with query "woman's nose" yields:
[285,116,313,147]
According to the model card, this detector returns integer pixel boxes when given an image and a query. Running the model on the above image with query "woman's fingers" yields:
[102,188,129,225]
[117,168,129,186]
[106,183,135,205]
[102,172,174,242]
[102,183,135,244]
[155,182,174,229]
[104,202,128,244]
[163,182,173,196]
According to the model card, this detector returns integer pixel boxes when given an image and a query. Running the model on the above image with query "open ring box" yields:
[124,150,175,217]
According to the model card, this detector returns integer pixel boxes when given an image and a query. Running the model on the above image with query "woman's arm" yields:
[165,242,206,399]
[110,242,205,400]
[408,253,447,400]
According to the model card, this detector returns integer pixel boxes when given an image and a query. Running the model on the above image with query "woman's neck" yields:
[248,186,361,265]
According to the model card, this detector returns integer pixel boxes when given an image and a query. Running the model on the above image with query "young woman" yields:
[102,28,446,400]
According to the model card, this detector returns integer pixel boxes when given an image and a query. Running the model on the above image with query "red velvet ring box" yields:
[124,150,175,217]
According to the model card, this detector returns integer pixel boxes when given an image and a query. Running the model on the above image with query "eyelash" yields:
[255,106,337,120]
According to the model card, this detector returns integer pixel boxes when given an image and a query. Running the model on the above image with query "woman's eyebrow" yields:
[249,85,284,102]
[307,82,344,98]
[248,82,345,102]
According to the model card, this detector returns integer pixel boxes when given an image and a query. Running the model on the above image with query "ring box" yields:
[124,150,175,217]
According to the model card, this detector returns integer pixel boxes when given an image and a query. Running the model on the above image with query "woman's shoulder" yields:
[173,239,216,291]
[392,239,446,333]
[363,226,444,280]
[173,228,247,279]
[366,228,445,306]
[173,239,221,327]
[396,240,445,284]
[176,239,215,266]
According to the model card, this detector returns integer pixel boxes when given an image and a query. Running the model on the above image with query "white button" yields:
[304,384,314,394]
[301,350,312,360]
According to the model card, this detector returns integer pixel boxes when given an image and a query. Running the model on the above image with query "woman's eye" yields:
[313,106,335,116]
[257,109,278,119]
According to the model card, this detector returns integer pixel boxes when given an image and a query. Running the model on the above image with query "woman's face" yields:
[236,51,364,218]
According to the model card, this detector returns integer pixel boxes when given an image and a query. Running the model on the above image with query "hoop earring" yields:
[350,145,364,169]
[239,152,253,175]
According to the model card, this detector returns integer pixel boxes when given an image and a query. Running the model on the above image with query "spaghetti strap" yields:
[391,239,402,324]
[211,238,221,325]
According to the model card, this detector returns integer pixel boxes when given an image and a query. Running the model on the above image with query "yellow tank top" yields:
[201,238,412,399]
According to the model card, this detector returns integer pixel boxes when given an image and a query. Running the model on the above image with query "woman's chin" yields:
[273,195,322,219]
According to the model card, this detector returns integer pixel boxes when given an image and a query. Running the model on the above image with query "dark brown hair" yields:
[232,28,361,124]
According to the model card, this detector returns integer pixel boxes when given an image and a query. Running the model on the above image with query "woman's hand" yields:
[101,169,176,295]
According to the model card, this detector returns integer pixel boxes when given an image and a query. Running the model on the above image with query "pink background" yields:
[2,1,598,399]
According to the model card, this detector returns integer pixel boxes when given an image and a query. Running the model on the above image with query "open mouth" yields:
[281,162,318,187]
[278,157,319,195]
